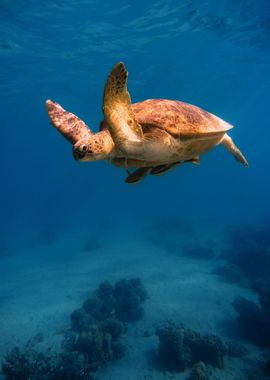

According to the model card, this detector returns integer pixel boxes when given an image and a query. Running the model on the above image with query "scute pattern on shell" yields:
[132,99,233,137]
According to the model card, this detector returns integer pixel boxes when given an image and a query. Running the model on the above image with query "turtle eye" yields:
[81,144,88,152]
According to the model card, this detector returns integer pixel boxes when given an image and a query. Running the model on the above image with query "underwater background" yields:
[1,0,270,379]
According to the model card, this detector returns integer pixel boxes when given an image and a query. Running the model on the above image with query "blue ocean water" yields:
[1,1,270,379]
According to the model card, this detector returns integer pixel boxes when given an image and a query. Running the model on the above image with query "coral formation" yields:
[2,278,146,379]
[217,224,270,287]
[114,278,147,321]
[81,278,147,324]
[188,361,210,380]
[215,223,270,349]
[65,326,123,371]
[156,324,199,371]
[156,323,227,372]
[70,308,95,332]
[192,334,227,369]
[99,318,126,340]
[2,346,95,380]
[233,296,270,346]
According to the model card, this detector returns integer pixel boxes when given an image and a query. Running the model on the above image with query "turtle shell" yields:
[131,99,233,138]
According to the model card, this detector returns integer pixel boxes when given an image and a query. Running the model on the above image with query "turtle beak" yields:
[73,149,85,161]
[73,147,90,161]
[46,100,93,144]
[73,148,96,162]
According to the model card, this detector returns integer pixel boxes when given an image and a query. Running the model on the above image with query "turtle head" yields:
[73,131,114,162]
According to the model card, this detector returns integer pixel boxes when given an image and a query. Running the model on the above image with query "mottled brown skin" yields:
[46,62,249,183]
[46,101,92,144]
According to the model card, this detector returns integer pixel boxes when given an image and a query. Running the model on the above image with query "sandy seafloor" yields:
[0,223,268,380]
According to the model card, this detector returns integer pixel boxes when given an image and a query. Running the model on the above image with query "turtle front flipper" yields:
[46,100,93,145]
[125,168,150,184]
[103,63,144,155]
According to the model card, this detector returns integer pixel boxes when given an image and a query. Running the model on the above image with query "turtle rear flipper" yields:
[221,134,249,167]
[103,62,144,155]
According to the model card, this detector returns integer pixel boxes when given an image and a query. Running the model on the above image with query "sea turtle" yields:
[46,62,248,183]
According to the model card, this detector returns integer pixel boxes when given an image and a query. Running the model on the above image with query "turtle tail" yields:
[221,134,249,167]
[46,100,93,145]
